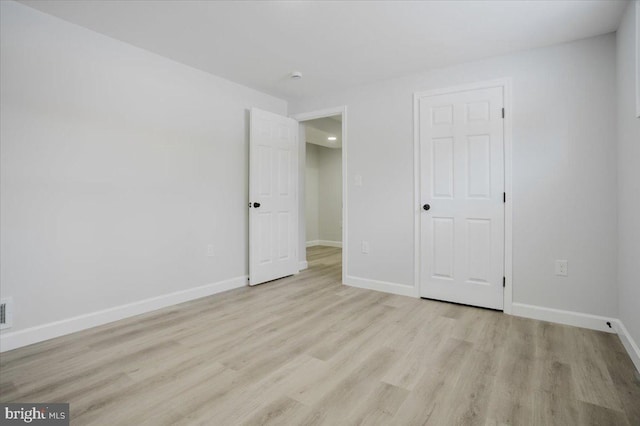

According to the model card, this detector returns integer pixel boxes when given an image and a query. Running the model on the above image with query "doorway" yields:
[293,107,347,284]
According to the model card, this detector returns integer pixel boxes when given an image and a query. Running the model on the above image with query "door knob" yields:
[253,202,261,208]
[423,204,430,211]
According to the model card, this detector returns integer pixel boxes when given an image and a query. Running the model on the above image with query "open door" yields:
[249,108,299,285]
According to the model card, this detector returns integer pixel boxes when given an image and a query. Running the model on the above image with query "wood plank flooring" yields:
[1,246,639,425]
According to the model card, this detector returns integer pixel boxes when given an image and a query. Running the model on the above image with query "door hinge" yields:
[503,192,506,203]
[503,276,506,288]
[502,108,505,119]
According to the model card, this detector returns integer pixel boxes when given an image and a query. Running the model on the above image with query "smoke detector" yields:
[290,71,303,80]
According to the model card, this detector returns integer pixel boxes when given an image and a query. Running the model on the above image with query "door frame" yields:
[292,106,348,285]
[413,79,513,313]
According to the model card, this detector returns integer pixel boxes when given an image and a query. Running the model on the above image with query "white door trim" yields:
[413,79,513,313]
[292,106,348,285]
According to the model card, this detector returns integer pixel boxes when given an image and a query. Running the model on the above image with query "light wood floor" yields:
[1,246,639,425]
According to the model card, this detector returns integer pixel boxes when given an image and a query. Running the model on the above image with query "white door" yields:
[249,108,299,286]
[418,86,505,310]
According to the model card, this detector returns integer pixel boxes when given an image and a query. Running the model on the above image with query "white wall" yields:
[617,1,640,353]
[318,147,342,243]
[305,142,342,245]
[292,34,618,317]
[305,143,320,242]
[0,2,286,338]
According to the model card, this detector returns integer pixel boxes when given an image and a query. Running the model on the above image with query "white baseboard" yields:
[306,240,342,248]
[344,275,415,297]
[613,320,640,373]
[511,302,615,333]
[0,275,247,353]
[298,261,308,271]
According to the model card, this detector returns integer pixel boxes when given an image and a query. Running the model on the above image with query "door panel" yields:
[467,134,491,198]
[467,218,491,283]
[419,86,504,310]
[250,108,298,285]
[433,138,454,198]
[432,217,454,279]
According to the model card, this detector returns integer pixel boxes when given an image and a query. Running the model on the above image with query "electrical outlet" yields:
[361,241,369,254]
[555,260,568,277]
[355,175,363,187]
[206,244,215,257]
[0,297,13,330]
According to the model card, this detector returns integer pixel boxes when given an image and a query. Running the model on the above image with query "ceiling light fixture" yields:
[328,136,337,141]
[290,71,302,80]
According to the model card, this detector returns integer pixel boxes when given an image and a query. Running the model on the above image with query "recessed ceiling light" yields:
[328,136,337,141]
[290,71,302,80]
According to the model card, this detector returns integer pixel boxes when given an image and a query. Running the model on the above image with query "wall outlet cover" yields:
[361,241,370,254]
[0,297,14,330]
[555,260,568,277]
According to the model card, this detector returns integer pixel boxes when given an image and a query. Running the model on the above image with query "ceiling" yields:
[305,116,342,149]
[19,0,628,101]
